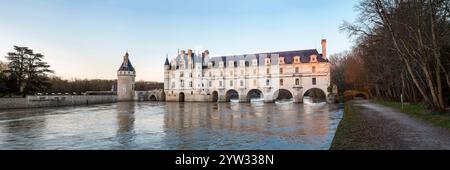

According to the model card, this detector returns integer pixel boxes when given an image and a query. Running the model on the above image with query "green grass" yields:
[330,102,363,150]
[375,100,450,129]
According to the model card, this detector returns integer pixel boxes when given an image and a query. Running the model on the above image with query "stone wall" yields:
[0,95,117,110]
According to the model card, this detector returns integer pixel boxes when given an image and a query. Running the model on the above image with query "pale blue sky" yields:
[0,0,359,82]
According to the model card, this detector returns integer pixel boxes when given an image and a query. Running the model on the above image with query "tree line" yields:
[0,46,163,97]
[332,0,450,111]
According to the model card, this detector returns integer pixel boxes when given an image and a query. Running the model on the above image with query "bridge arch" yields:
[246,89,264,102]
[303,88,327,103]
[273,89,294,101]
[225,89,239,102]
[149,95,157,101]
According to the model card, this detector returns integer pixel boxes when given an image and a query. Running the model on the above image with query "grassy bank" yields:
[330,102,366,150]
[375,100,450,129]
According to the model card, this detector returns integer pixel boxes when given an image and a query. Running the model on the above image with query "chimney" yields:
[321,39,327,59]
[181,50,186,56]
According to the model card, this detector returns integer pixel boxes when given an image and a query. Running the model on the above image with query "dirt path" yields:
[352,100,450,150]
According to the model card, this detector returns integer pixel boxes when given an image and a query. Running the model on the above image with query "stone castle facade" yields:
[164,39,331,103]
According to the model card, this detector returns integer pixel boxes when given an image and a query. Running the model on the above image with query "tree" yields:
[341,0,450,111]
[4,46,53,96]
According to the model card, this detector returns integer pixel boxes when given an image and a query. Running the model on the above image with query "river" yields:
[0,101,343,150]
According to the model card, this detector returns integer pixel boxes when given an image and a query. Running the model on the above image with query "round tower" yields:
[117,52,136,101]
[164,55,170,90]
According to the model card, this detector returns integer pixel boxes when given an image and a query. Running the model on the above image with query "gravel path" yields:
[353,100,450,150]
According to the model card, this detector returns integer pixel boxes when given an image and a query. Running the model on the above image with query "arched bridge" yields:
[134,89,165,101]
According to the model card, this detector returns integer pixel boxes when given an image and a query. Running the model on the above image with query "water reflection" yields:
[116,102,135,147]
[0,102,343,150]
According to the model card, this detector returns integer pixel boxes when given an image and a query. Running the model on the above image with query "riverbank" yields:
[0,95,117,110]
[330,100,450,150]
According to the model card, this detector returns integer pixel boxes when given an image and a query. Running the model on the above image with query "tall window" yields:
[295,78,300,85]
[181,80,184,87]
[230,80,233,87]
[190,73,192,78]
[219,81,223,87]
[312,78,317,85]
[180,73,184,77]
[280,68,283,74]
[312,66,316,73]
[240,80,244,86]
[220,71,223,77]
[189,81,192,87]
[266,68,270,74]
[280,79,284,86]
[266,79,270,86]
[295,67,299,73]
[209,81,212,87]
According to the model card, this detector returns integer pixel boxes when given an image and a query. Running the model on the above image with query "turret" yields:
[117,52,136,101]
[164,55,170,90]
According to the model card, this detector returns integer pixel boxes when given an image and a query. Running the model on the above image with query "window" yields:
[189,81,192,87]
[266,59,270,65]
[240,80,244,86]
[295,78,300,85]
[190,73,192,78]
[279,57,284,64]
[280,79,284,86]
[230,80,233,87]
[266,79,270,86]
[280,68,283,74]
[312,78,316,85]
[266,68,270,74]
[220,71,223,77]
[180,73,184,77]
[219,81,223,87]
[181,80,184,87]
[172,82,175,88]
[312,66,316,73]
[295,67,299,73]
[208,81,212,87]
[191,91,193,95]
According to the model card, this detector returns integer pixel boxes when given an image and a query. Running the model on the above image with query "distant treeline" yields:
[46,77,163,94]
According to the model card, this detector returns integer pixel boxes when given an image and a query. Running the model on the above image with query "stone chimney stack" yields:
[321,39,327,59]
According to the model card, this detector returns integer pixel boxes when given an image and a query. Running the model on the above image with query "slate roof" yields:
[118,52,135,71]
[170,49,328,69]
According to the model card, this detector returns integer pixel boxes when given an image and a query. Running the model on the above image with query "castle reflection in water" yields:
[0,102,343,150]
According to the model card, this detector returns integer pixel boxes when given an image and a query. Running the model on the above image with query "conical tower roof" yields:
[118,52,135,71]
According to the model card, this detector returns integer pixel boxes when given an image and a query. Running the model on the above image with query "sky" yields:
[0,0,359,82]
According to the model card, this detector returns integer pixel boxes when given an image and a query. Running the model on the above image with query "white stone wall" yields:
[164,57,330,103]
[117,73,135,101]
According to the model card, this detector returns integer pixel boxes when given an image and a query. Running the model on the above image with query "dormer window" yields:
[294,56,300,63]
[265,58,271,65]
[279,57,285,64]
[253,59,257,66]
[310,55,317,62]
[229,61,234,67]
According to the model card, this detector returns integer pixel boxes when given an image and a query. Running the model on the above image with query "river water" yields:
[0,102,343,150]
